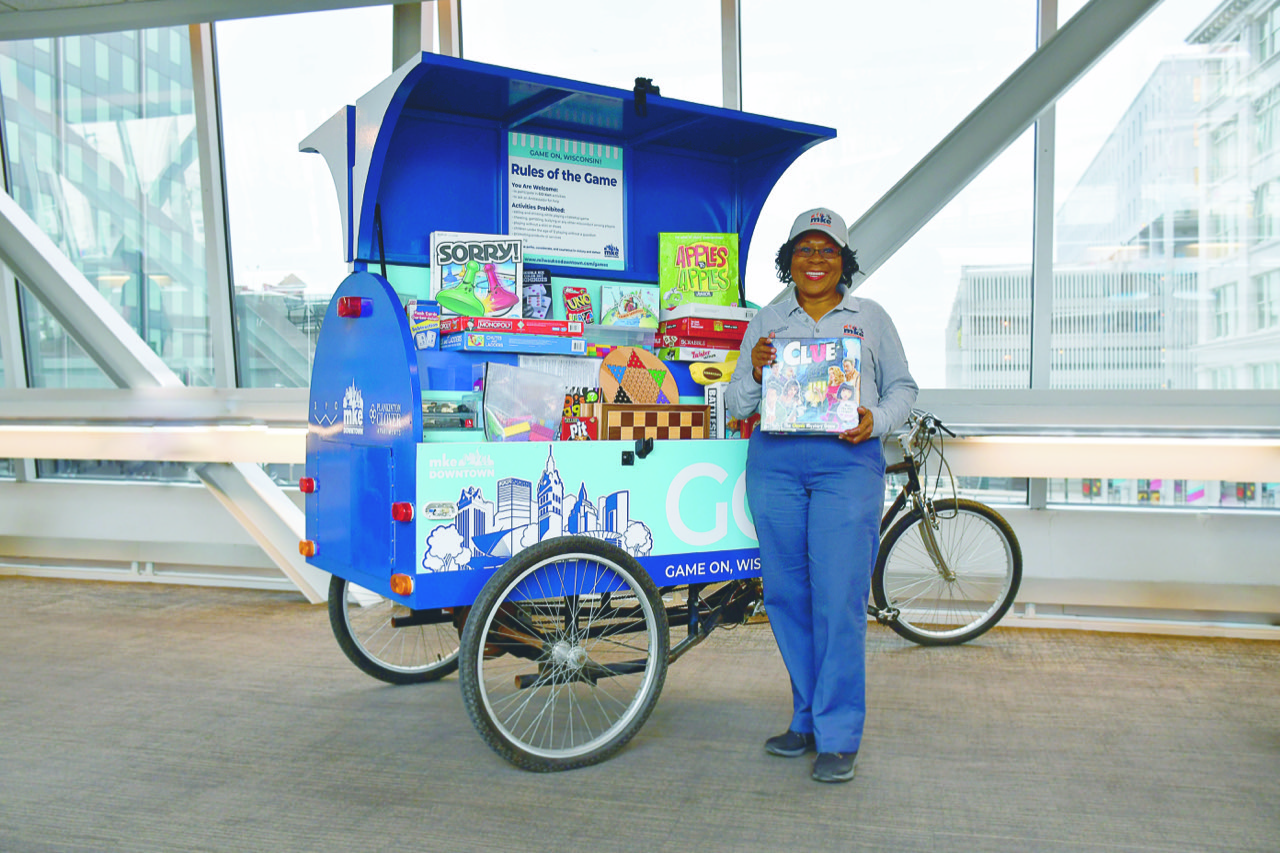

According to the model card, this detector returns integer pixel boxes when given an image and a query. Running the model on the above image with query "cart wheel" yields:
[459,536,669,771]
[328,575,460,684]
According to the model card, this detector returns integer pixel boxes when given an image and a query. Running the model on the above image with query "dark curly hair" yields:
[775,234,860,286]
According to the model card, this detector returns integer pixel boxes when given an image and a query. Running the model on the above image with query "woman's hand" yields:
[839,407,874,444]
[750,334,776,384]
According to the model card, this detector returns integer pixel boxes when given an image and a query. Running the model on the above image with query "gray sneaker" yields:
[764,730,816,757]
[811,751,858,783]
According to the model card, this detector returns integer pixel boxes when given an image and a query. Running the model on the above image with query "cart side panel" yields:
[409,439,761,609]
[306,271,422,601]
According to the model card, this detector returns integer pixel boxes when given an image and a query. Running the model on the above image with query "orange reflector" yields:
[389,573,413,596]
[299,540,316,557]
[299,477,316,493]
[391,501,414,522]
[337,296,369,318]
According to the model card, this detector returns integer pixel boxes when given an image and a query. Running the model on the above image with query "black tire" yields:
[328,575,460,684]
[459,536,669,772]
[872,498,1022,646]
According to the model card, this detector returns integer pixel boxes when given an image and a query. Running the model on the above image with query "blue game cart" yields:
[301,54,836,771]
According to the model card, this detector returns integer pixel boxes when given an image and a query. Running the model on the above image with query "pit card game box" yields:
[430,231,523,318]
[658,232,740,313]
[760,337,862,434]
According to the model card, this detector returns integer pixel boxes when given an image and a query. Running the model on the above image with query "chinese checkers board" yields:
[601,405,710,440]
[599,346,679,405]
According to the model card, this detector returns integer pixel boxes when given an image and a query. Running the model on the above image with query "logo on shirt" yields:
[843,324,864,338]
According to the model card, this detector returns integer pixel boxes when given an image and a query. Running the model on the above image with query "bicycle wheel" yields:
[459,536,669,772]
[872,498,1021,646]
[328,575,460,684]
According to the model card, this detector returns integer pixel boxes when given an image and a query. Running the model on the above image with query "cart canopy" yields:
[301,53,835,281]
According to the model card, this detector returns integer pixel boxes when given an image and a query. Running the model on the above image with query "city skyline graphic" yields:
[420,446,654,572]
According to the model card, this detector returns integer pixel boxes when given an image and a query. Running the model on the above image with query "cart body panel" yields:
[411,439,760,609]
[306,271,421,602]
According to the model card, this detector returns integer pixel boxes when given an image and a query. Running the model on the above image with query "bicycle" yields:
[870,409,1023,645]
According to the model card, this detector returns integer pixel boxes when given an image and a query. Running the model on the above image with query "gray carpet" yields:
[1,576,1276,853]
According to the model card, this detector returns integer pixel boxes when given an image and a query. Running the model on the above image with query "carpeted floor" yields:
[0,576,1276,853]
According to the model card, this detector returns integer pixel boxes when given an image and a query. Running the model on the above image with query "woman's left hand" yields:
[839,407,873,444]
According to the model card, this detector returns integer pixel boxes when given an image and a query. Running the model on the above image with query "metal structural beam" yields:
[392,2,436,69]
[847,0,1164,279]
[190,22,238,389]
[0,191,181,389]
[194,461,329,604]
[721,0,742,111]
[438,0,462,58]
[0,148,326,602]
[0,0,395,41]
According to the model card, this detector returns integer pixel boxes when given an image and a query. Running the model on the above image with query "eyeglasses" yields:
[794,246,839,259]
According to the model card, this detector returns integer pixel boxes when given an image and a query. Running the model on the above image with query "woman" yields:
[725,207,917,783]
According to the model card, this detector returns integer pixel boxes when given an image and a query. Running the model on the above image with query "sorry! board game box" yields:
[430,231,523,318]
[760,337,862,433]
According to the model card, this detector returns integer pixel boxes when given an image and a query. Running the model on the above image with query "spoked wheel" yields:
[459,536,669,771]
[872,498,1022,646]
[328,575,460,684]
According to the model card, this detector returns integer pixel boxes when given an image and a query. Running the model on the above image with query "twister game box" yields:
[760,337,862,433]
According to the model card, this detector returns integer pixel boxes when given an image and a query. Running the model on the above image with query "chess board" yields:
[600,405,710,441]
[599,346,680,405]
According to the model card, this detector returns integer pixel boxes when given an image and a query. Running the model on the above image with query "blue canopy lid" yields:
[301,53,835,282]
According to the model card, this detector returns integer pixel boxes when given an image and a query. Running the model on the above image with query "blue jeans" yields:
[745,431,884,754]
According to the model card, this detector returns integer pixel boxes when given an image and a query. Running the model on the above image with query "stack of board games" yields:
[438,316,587,355]
[430,231,524,319]
[656,303,756,362]
[760,337,862,434]
[657,232,740,314]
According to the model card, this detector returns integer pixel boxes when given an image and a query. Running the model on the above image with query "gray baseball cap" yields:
[788,207,849,247]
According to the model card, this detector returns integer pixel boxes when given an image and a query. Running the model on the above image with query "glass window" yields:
[1252,179,1280,242]
[1049,477,1278,508]
[1212,282,1236,337]
[1209,119,1239,181]
[741,0,1036,390]
[464,0,721,107]
[1050,0,1279,391]
[1258,1,1280,63]
[1251,360,1280,386]
[217,8,392,388]
[1255,269,1280,328]
[0,29,213,388]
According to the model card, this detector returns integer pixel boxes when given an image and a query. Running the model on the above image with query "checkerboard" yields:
[600,405,711,441]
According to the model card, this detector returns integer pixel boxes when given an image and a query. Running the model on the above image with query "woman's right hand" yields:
[751,334,776,384]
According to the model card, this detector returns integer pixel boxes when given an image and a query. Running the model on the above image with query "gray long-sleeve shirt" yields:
[725,285,919,438]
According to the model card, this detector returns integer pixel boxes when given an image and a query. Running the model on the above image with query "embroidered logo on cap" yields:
[810,212,832,226]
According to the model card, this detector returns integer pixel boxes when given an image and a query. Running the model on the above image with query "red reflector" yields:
[299,540,316,557]
[391,502,414,522]
[337,296,369,318]
[299,477,315,493]
[389,573,414,596]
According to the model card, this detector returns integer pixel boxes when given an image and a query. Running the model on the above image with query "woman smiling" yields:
[725,207,918,783]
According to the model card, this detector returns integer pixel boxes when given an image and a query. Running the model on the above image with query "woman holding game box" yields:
[725,207,917,783]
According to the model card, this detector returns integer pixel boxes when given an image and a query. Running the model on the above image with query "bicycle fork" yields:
[912,498,956,581]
